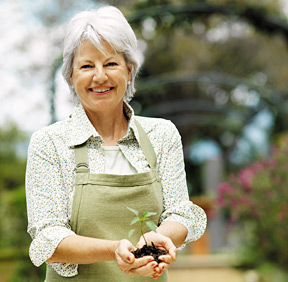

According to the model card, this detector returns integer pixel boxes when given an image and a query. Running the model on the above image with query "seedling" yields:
[127,207,157,245]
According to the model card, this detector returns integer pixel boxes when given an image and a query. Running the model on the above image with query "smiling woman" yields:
[61,7,140,103]
[70,40,132,135]
[25,5,207,282]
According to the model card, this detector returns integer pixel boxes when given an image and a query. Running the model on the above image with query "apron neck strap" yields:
[74,143,89,173]
[134,119,160,182]
[74,119,159,180]
[134,119,156,170]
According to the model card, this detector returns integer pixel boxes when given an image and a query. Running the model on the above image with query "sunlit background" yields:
[1,0,288,281]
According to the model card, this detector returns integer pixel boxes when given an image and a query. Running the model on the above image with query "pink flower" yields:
[238,168,255,191]
[268,159,277,168]
[217,183,235,205]
[218,182,235,194]
[239,196,251,206]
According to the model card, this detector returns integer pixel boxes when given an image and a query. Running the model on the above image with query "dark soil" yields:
[132,242,168,264]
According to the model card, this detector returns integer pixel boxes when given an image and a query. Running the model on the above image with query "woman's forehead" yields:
[75,39,120,59]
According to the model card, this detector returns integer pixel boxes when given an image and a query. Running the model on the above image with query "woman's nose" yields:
[93,67,107,83]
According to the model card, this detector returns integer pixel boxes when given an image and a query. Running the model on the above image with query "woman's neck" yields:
[84,106,129,146]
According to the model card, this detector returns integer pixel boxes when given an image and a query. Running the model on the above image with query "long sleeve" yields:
[25,129,78,276]
[157,121,207,246]
[25,103,207,277]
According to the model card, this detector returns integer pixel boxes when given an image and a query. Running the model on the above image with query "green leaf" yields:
[130,217,140,225]
[146,221,157,232]
[127,207,139,216]
[128,229,135,238]
[144,211,157,217]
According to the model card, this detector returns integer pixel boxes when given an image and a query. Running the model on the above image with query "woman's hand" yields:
[115,239,159,278]
[137,231,177,279]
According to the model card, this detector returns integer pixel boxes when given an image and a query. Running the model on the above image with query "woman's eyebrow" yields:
[105,56,119,61]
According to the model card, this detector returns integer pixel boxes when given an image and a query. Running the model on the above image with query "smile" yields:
[89,87,114,93]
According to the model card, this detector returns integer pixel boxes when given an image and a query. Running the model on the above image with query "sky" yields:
[0,1,52,131]
[0,0,74,133]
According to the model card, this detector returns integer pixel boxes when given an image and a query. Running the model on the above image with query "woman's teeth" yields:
[90,87,112,93]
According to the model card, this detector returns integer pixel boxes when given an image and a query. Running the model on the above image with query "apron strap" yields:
[74,119,160,181]
[134,119,160,182]
[74,142,90,173]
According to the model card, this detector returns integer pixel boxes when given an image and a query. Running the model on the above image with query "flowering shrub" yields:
[218,138,288,269]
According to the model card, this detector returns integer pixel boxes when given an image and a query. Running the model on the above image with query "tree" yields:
[0,125,27,191]
[123,0,288,193]
[5,0,288,188]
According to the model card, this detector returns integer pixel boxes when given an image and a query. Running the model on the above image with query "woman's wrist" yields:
[109,240,120,260]
[156,221,188,247]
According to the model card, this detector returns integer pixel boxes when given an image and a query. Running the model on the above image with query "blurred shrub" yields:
[0,185,30,249]
[0,125,26,191]
[217,136,288,274]
[0,124,45,281]
[8,258,46,282]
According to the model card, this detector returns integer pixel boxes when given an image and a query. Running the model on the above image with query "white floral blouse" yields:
[25,102,207,277]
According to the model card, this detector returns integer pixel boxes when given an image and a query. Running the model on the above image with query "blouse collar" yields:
[68,101,140,147]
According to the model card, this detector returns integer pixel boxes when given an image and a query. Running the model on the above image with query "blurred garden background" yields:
[1,0,288,281]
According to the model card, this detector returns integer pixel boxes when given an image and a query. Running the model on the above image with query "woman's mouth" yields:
[89,87,114,94]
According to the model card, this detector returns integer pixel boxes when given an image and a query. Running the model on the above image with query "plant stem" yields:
[140,221,147,245]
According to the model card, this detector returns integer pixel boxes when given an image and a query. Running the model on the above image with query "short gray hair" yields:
[62,6,141,102]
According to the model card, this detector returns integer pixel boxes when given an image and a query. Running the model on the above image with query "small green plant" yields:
[127,207,157,245]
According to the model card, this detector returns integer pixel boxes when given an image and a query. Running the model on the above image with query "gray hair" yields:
[61,6,141,102]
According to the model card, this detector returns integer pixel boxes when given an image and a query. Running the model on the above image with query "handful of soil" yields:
[132,242,168,264]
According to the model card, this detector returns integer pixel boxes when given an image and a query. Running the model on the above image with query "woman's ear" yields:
[127,63,132,81]
[70,74,74,88]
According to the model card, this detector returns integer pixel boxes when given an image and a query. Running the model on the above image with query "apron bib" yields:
[46,121,169,282]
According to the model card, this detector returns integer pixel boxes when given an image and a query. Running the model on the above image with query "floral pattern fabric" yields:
[25,102,207,277]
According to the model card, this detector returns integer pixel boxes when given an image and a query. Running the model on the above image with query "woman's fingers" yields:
[116,239,136,261]
[159,252,177,265]
[130,256,155,269]
[137,231,176,256]
[116,242,155,274]
[115,239,136,272]
[134,231,178,278]
[154,250,177,276]
[136,236,146,249]
[127,260,158,277]
[153,261,170,277]
[134,254,174,278]
[169,247,177,261]
[115,237,176,278]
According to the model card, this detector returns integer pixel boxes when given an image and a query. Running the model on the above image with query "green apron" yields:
[46,120,169,282]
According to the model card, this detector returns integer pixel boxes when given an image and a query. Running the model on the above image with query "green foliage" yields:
[255,262,288,282]
[0,124,29,249]
[0,185,30,249]
[2,0,288,279]
[0,125,27,191]
[218,134,288,272]
[0,124,45,281]
[128,0,288,195]
[127,207,157,245]
[8,257,46,282]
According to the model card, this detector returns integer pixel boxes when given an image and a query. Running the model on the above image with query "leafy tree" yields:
[0,125,46,281]
[34,0,288,194]
[0,125,28,248]
[125,0,288,194]
[0,125,26,191]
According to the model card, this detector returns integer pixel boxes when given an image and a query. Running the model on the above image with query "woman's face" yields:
[70,40,132,115]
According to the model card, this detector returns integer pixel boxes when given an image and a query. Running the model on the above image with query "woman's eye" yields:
[106,62,117,67]
[81,65,92,69]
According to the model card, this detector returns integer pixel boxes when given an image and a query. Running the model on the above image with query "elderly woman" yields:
[25,5,206,282]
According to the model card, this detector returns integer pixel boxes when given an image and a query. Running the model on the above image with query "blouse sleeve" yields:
[157,121,207,247]
[25,130,78,277]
